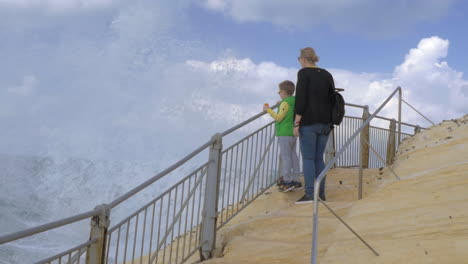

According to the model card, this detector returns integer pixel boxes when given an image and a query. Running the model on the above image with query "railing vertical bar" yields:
[377,128,380,167]
[175,180,185,262]
[255,129,262,194]
[131,214,139,264]
[226,146,236,220]
[162,192,171,264]
[140,208,148,264]
[155,196,164,264]
[242,137,251,206]
[122,221,129,263]
[342,123,344,163]
[357,118,361,165]
[226,148,234,221]
[370,129,374,168]
[232,143,241,218]
[274,130,280,181]
[257,130,269,192]
[76,251,81,264]
[264,126,270,185]
[258,128,265,193]
[338,124,343,166]
[114,226,121,264]
[370,128,373,168]
[378,129,382,167]
[220,150,228,225]
[169,186,179,263]
[340,122,344,166]
[247,134,254,201]
[252,132,260,198]
[252,132,261,196]
[343,123,346,166]
[265,125,272,187]
[236,139,245,213]
[104,231,111,264]
[350,120,353,166]
[344,121,347,166]
[370,128,374,168]
[182,177,191,260]
[68,253,72,264]
[342,123,345,166]
[245,135,255,202]
[196,173,206,250]
[265,124,272,182]
[262,127,269,187]
[188,172,197,252]
[148,202,156,264]
[346,122,353,166]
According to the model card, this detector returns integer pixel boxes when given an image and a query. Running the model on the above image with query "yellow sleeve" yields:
[266,102,289,122]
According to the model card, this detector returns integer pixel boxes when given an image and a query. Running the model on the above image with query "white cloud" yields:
[0,0,116,12]
[330,36,467,126]
[198,0,455,36]
[178,36,466,131]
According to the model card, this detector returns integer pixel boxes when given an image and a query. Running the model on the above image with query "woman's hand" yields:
[263,105,270,112]
[294,126,300,137]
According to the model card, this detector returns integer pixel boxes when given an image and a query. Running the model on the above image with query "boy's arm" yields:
[266,102,289,122]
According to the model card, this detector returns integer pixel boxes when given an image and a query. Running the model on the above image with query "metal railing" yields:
[0,87,431,264]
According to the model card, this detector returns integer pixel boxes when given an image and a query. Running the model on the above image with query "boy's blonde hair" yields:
[300,47,319,63]
[279,80,295,96]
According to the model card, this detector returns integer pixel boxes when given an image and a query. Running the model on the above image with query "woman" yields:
[294,47,335,204]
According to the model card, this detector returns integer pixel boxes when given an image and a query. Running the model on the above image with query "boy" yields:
[263,80,301,192]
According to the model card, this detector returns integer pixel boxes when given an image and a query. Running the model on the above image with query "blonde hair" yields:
[279,80,295,95]
[300,47,320,63]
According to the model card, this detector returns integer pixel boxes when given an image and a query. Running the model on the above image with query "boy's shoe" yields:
[278,182,295,192]
[295,195,314,204]
[291,181,302,190]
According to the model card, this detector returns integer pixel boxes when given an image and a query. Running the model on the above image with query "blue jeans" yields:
[299,123,331,198]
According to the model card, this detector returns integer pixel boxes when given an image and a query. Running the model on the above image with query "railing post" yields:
[386,119,397,165]
[360,106,370,169]
[358,106,370,200]
[86,204,110,264]
[199,133,223,260]
[324,128,335,167]
[398,87,402,144]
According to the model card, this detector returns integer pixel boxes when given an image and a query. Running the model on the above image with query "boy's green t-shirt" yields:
[276,96,295,136]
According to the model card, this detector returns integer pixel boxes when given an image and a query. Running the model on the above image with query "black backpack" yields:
[330,90,345,125]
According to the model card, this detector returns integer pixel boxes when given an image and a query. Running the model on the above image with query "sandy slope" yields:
[201,115,468,264]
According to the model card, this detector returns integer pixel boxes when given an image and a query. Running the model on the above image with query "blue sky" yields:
[0,0,467,160]
[189,0,468,74]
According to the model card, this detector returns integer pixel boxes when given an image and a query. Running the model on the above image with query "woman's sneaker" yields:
[295,195,314,204]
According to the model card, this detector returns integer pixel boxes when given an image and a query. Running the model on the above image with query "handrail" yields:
[35,238,97,264]
[0,208,100,244]
[221,101,368,137]
[374,115,425,129]
[220,103,279,137]
[311,86,402,264]
[401,98,436,126]
[345,102,367,109]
